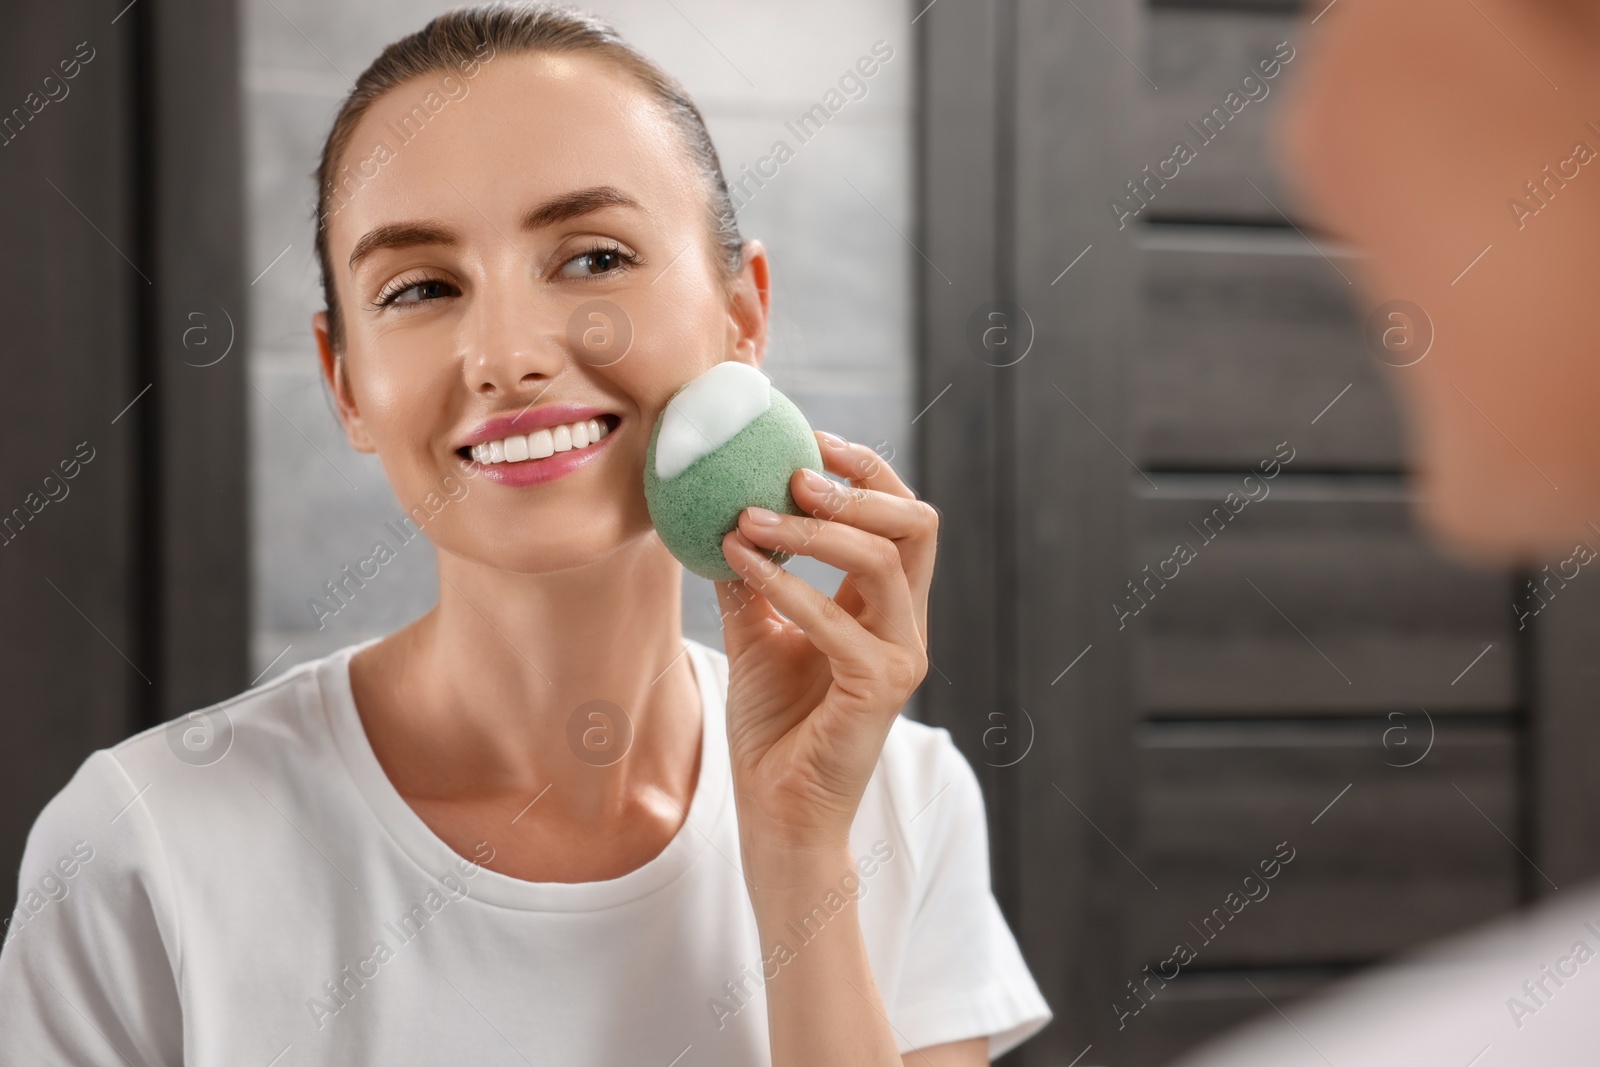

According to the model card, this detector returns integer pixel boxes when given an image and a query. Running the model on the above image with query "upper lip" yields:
[459,404,618,450]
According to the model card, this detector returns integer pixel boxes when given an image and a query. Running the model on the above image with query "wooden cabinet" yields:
[917,1,1599,1062]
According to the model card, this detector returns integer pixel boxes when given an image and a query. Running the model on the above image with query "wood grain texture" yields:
[919,1,1545,1064]
[1132,717,1520,965]
[1130,476,1517,713]
[1133,229,1404,470]
[1010,0,1145,1060]
[1532,571,1600,892]
[915,0,1019,985]
[1138,8,1305,221]
[1108,967,1334,1065]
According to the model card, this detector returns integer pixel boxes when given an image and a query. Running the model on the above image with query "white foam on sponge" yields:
[655,362,772,480]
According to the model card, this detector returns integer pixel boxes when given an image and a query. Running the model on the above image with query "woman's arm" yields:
[905,1038,989,1066]
[743,837,989,1065]
[715,431,941,1067]
[744,842,905,1066]
[746,849,989,1065]
[0,751,182,1065]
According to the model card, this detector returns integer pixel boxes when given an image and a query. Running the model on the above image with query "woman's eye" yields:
[560,246,633,279]
[382,279,453,306]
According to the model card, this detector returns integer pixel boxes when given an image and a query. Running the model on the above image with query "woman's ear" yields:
[313,310,376,453]
[727,238,771,370]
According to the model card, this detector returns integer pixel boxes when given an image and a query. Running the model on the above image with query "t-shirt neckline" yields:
[317,635,729,912]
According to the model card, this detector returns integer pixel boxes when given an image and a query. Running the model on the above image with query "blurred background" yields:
[4,1,1598,1064]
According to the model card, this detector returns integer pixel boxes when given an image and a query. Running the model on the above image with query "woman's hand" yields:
[714,430,939,886]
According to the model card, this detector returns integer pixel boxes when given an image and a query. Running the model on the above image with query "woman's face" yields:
[315,51,766,575]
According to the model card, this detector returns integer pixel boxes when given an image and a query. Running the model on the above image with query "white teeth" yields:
[472,418,611,464]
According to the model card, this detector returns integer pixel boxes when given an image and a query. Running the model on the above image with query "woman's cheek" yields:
[354,343,458,443]
[612,327,722,416]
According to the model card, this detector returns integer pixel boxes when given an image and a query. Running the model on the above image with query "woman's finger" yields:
[791,465,930,542]
[721,530,895,675]
[735,508,920,647]
[816,431,914,498]
[712,574,778,659]
[792,448,939,638]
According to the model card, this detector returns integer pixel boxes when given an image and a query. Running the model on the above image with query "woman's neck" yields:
[348,534,703,830]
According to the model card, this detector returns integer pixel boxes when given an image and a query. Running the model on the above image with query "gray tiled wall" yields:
[244,0,917,680]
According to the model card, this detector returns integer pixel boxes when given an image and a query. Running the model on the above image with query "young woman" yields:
[0,5,1050,1064]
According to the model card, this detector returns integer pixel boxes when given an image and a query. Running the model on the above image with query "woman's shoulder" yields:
[19,644,359,877]
[0,646,352,1052]
[106,643,347,776]
[874,711,984,845]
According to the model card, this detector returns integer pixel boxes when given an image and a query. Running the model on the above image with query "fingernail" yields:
[818,431,848,450]
[743,506,782,526]
[798,468,831,492]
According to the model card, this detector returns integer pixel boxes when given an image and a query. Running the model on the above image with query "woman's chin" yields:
[446,526,665,578]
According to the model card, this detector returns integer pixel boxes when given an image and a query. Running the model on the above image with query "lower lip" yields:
[465,425,618,487]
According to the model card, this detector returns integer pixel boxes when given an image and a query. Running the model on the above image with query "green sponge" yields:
[644,362,824,581]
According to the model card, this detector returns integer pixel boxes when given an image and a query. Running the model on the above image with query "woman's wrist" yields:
[733,786,855,878]
[743,843,864,952]
[741,832,856,900]
[741,837,902,1067]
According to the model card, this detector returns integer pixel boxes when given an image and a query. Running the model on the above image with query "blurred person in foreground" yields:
[1173,0,1600,1063]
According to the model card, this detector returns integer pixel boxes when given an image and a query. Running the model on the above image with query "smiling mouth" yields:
[461,414,620,465]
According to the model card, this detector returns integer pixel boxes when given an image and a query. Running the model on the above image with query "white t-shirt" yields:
[0,637,1051,1065]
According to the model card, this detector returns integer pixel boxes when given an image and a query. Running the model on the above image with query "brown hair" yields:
[312,1,744,351]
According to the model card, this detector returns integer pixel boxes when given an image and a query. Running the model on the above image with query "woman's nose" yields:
[462,280,567,396]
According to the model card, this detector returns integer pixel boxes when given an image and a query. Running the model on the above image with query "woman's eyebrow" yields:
[347,187,642,272]
[520,186,642,231]
[348,221,457,271]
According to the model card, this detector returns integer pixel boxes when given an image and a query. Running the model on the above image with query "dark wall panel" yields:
[1134,231,1404,470]
[1139,8,1304,221]
[149,0,250,716]
[0,4,143,926]
[1533,577,1600,892]
[1134,717,1519,965]
[916,0,1012,909]
[1011,0,1144,1059]
[1132,477,1516,714]
[919,0,1540,1064]
[0,1,245,928]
